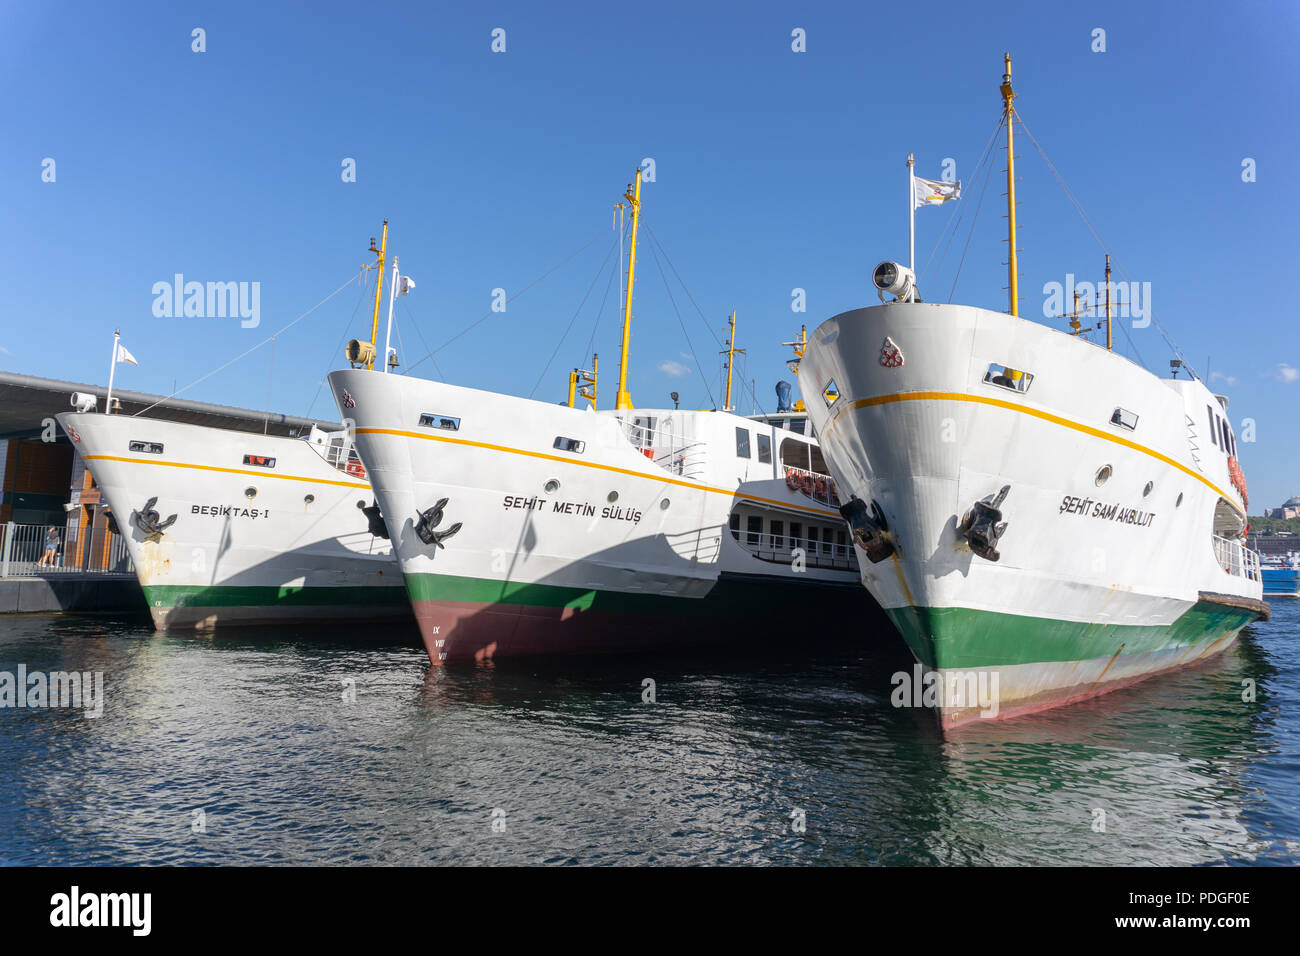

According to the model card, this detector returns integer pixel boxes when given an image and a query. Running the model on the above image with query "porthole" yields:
[1094,465,1112,487]
[1176,493,1184,507]
[304,494,316,504]
[607,491,619,503]
[1142,481,1153,498]
[659,498,670,510]
[544,479,560,493]
[244,487,258,499]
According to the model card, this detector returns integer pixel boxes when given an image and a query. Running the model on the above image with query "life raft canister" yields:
[347,460,366,479]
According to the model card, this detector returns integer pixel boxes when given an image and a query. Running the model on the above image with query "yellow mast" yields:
[722,311,743,411]
[1000,54,1019,317]
[367,220,389,370]
[615,169,641,411]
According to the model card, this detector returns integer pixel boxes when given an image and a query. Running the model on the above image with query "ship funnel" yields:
[775,380,793,413]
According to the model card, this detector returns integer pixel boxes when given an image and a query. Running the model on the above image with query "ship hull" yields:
[58,413,408,629]
[798,302,1268,728]
[328,369,865,664]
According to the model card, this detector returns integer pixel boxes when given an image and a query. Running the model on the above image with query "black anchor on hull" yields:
[959,484,1010,562]
[133,496,177,542]
[415,497,462,549]
[840,495,896,564]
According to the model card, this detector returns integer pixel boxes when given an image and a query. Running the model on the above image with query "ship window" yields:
[1229,431,1237,458]
[810,444,829,474]
[553,436,585,453]
[418,412,461,431]
[822,379,840,407]
[983,363,1034,393]
[790,522,802,551]
[1207,406,1217,447]
[770,519,784,550]
[1095,464,1112,486]
[728,512,740,540]
[1220,418,1229,452]
[757,434,772,464]
[780,437,810,470]
[1110,408,1138,431]
[735,427,751,459]
[788,417,807,435]
[128,440,164,454]
[243,454,276,468]
[746,515,762,546]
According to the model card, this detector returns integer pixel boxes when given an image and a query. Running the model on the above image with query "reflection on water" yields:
[1,602,1296,865]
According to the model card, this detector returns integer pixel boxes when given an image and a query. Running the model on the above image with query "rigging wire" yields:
[1014,114,1168,372]
[644,238,716,409]
[642,224,725,349]
[528,235,619,399]
[923,112,1004,288]
[404,230,607,374]
[580,252,620,374]
[132,271,361,420]
[948,118,1002,305]
[304,269,373,421]
[399,298,447,382]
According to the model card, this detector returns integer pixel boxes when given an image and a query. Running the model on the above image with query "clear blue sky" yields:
[3,0,1297,509]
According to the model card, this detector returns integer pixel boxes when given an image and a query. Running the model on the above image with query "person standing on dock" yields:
[38,526,60,567]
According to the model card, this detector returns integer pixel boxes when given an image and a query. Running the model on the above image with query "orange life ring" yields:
[786,468,800,491]
[800,473,813,495]
[815,476,828,499]
[1227,456,1249,508]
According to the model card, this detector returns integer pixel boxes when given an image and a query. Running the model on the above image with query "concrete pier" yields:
[0,572,143,615]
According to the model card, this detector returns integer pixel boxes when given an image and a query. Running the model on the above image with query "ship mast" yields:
[1104,254,1114,351]
[722,311,744,411]
[366,220,389,370]
[1000,54,1019,317]
[615,169,641,411]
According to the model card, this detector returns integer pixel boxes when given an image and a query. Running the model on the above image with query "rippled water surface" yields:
[2,602,1297,865]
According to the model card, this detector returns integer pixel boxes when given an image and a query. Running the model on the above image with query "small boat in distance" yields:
[1261,553,1299,598]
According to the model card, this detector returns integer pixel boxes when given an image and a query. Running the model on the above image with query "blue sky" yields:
[2,0,1297,508]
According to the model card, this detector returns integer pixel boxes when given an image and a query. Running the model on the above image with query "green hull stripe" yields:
[142,583,408,609]
[885,601,1260,669]
[404,571,865,616]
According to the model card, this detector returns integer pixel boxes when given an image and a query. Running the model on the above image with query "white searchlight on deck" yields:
[872,261,917,303]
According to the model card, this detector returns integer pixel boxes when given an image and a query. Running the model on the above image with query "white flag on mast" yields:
[115,343,138,365]
[913,176,962,209]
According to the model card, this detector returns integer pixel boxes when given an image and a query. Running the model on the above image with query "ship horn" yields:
[133,496,177,542]
[959,485,1010,562]
[840,496,895,564]
[415,497,463,550]
[357,498,389,539]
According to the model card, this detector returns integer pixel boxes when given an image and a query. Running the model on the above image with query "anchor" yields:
[958,485,1010,562]
[415,497,462,549]
[133,496,177,542]
[357,498,389,539]
[839,495,895,564]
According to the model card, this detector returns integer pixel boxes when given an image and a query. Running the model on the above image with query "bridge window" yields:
[1207,406,1217,447]
[1110,408,1138,431]
[735,427,751,459]
[553,436,585,453]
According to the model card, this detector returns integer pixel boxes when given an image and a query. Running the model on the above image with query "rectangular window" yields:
[823,527,836,554]
[728,512,740,539]
[418,412,460,431]
[553,436,585,453]
[1207,406,1217,447]
[242,454,276,468]
[745,515,762,547]
[807,527,819,555]
[780,437,810,470]
[1229,431,1237,457]
[837,530,847,556]
[788,418,807,435]
[757,433,772,464]
[790,522,802,551]
[1220,418,1229,453]
[770,519,784,550]
[1109,407,1138,431]
[982,363,1034,393]
[128,440,164,454]
[735,427,751,459]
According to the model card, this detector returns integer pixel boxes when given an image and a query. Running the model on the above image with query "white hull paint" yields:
[58,412,407,629]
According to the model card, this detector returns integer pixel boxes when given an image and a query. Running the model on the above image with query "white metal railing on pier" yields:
[734,529,859,572]
[1213,535,1261,582]
[0,521,134,577]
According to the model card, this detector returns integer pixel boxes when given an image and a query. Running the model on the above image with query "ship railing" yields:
[0,521,134,577]
[781,465,841,508]
[733,529,859,572]
[616,419,709,480]
[1213,534,1261,582]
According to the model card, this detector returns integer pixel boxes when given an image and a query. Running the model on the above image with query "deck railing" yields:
[616,417,708,480]
[1213,534,1261,582]
[733,529,859,572]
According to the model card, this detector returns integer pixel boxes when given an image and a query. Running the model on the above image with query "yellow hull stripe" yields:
[826,390,1242,515]
[355,426,842,519]
[81,455,370,490]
